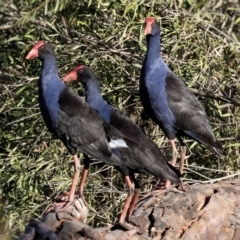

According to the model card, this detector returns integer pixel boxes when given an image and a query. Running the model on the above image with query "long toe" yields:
[45,200,70,213]
[78,190,88,206]
[145,181,182,198]
[45,193,75,213]
[116,220,139,231]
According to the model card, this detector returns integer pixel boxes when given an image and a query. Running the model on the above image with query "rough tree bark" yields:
[18,179,240,240]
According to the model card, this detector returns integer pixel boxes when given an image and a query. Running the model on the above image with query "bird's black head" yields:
[144,17,160,36]
[26,41,54,60]
[63,65,94,85]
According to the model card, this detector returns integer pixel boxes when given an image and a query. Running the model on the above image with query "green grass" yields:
[0,0,240,238]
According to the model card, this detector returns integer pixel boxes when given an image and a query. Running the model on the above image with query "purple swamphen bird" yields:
[26,41,125,210]
[63,65,181,227]
[140,17,222,173]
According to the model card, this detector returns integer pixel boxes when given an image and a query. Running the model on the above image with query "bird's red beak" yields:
[63,70,78,82]
[144,17,155,35]
[26,41,45,59]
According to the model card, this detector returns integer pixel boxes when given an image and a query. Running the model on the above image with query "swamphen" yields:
[140,17,222,173]
[63,65,181,227]
[25,41,124,210]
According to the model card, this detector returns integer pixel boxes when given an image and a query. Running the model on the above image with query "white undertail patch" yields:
[109,139,128,149]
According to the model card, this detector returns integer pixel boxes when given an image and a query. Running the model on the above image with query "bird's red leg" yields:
[170,139,178,167]
[179,146,186,174]
[127,189,139,220]
[46,154,80,212]
[118,176,135,229]
[127,176,140,220]
[78,155,90,205]
[67,154,81,203]
[56,154,80,209]
[165,179,171,189]
[128,192,138,218]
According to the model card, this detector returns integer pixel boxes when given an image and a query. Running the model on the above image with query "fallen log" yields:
[18,179,240,240]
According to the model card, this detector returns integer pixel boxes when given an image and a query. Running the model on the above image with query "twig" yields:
[190,88,240,106]
[185,165,236,173]
[184,167,212,180]
[184,172,240,184]
[6,112,40,126]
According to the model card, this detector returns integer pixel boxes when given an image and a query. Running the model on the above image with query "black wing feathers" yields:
[107,109,181,182]
[166,72,222,153]
[56,86,112,157]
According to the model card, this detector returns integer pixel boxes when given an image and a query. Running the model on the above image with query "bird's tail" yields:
[164,160,182,184]
[212,141,223,155]
[184,130,223,156]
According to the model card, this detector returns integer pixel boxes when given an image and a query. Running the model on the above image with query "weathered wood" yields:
[18,179,240,240]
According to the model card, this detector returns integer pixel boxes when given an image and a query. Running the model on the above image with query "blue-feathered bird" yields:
[26,41,125,210]
[140,17,222,173]
[63,65,181,227]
